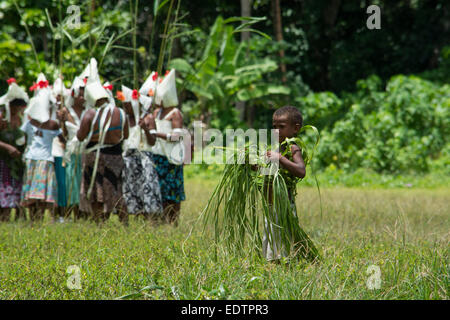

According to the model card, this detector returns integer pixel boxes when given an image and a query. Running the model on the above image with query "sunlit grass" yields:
[0,178,448,300]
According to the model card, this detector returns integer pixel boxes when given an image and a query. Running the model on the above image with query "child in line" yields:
[20,74,65,221]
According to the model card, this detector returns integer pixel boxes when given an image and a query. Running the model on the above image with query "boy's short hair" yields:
[273,106,303,127]
[9,99,27,108]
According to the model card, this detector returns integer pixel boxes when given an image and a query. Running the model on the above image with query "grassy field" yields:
[0,178,448,300]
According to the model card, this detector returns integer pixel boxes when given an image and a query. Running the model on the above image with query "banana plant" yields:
[169,16,290,129]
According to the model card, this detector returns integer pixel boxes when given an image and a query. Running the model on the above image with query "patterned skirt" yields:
[122,150,163,215]
[0,159,23,208]
[21,159,57,206]
[65,153,82,206]
[79,150,125,213]
[153,154,185,204]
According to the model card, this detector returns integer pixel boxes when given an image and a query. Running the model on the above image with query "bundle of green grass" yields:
[201,126,321,263]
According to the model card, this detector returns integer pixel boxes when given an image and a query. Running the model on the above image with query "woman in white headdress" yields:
[51,77,70,221]
[0,78,29,221]
[118,79,162,221]
[56,75,87,220]
[77,73,129,224]
[20,73,65,221]
[145,70,186,226]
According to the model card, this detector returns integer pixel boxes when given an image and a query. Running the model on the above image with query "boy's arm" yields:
[268,144,306,179]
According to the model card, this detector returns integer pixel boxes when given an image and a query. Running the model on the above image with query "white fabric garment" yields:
[0,82,29,122]
[152,108,185,165]
[155,69,178,107]
[52,137,65,158]
[24,89,52,123]
[123,126,141,152]
[262,203,298,261]
[21,121,62,162]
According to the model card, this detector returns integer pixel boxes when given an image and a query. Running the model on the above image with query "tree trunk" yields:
[315,0,341,90]
[237,0,252,123]
[271,0,287,83]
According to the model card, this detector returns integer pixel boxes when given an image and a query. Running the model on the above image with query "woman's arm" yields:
[76,109,95,142]
[156,109,183,141]
[141,114,156,146]
[0,141,21,158]
[123,114,129,140]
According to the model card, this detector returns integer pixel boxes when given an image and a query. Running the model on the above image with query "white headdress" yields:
[82,59,108,108]
[155,69,178,108]
[103,82,116,107]
[84,79,109,109]
[121,85,140,120]
[79,58,99,82]
[140,71,158,98]
[24,73,52,123]
[0,78,29,122]
[52,78,69,98]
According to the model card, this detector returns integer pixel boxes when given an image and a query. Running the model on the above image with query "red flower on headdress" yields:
[132,89,140,100]
[104,84,113,91]
[152,72,158,82]
[7,78,16,85]
[83,77,88,84]
[29,80,49,91]
[165,70,170,76]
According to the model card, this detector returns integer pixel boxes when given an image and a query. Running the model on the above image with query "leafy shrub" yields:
[314,75,449,174]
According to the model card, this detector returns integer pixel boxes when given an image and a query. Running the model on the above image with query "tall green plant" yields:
[169,16,290,129]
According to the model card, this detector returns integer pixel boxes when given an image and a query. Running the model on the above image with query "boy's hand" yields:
[266,151,282,162]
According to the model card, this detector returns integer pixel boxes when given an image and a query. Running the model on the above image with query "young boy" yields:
[263,106,308,262]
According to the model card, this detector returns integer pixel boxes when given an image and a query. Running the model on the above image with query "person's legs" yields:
[14,206,26,221]
[32,202,46,221]
[92,202,111,224]
[0,208,11,222]
[163,201,181,227]
[117,206,129,226]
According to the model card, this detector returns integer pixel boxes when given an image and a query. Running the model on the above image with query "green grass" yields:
[184,164,450,189]
[0,178,448,300]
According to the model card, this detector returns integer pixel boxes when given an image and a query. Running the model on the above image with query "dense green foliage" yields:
[309,74,450,174]
[0,0,448,175]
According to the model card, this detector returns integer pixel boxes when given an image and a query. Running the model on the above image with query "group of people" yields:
[0,58,186,226]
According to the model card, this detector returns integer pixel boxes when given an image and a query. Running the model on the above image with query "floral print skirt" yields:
[122,150,163,215]
[21,159,57,206]
[153,154,185,204]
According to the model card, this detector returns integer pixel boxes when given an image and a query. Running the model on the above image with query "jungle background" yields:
[0,0,449,180]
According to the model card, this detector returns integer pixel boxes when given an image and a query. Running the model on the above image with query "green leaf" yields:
[168,58,195,74]
[237,84,290,101]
